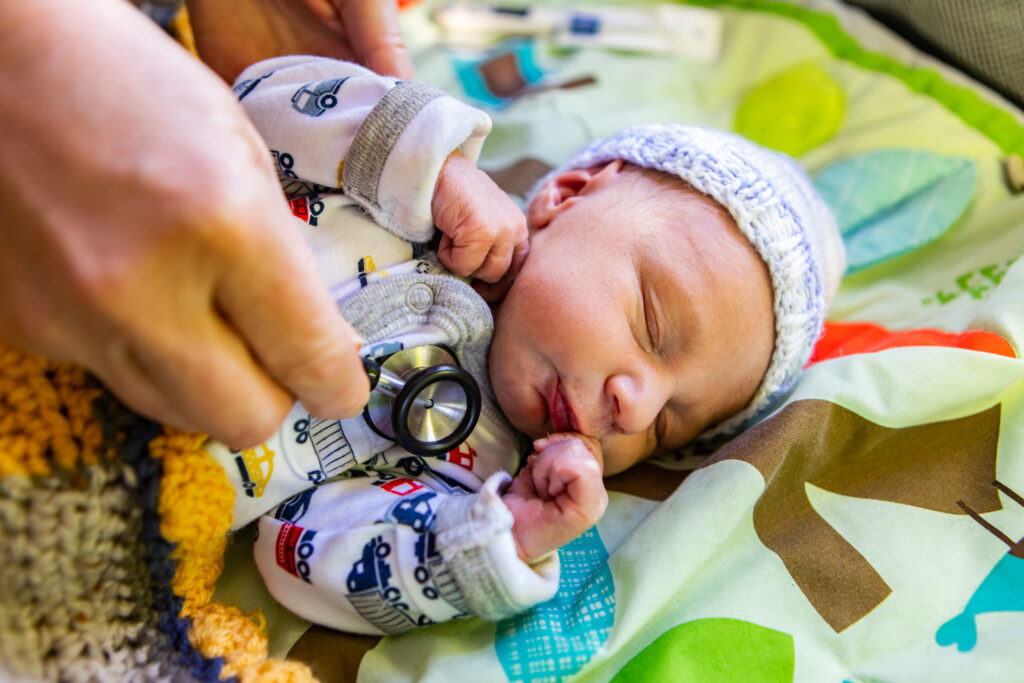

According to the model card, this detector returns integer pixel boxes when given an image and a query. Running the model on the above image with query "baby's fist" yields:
[502,434,608,562]
[432,150,528,289]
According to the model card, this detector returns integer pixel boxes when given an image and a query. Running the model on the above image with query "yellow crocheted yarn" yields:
[151,428,233,614]
[151,428,319,681]
[0,345,103,478]
[151,424,320,681]
[189,603,316,683]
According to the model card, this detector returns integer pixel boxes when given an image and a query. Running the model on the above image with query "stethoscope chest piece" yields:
[362,345,481,457]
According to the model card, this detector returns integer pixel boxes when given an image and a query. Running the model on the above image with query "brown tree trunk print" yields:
[707,400,1002,632]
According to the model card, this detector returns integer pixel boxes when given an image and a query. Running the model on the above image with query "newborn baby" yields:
[208,56,845,634]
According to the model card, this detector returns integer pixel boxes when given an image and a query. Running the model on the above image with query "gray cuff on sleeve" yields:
[342,80,445,213]
[433,473,560,621]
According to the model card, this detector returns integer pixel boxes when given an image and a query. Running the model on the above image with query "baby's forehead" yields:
[603,164,767,305]
[625,163,729,211]
[611,163,739,240]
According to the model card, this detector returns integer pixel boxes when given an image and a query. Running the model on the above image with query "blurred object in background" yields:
[842,0,1024,110]
[433,3,722,61]
[132,0,182,28]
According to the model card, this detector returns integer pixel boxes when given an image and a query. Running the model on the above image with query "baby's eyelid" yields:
[631,289,652,353]
[642,287,659,350]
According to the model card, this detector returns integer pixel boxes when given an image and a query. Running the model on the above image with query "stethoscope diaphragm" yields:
[362,345,481,457]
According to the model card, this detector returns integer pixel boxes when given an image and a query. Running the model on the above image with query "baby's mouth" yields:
[549,378,579,433]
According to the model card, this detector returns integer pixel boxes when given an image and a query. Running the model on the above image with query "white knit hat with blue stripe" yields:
[539,124,846,440]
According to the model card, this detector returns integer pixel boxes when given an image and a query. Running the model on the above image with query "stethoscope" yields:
[361,345,481,457]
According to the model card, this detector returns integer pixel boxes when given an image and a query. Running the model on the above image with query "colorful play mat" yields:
[3,1,1024,681]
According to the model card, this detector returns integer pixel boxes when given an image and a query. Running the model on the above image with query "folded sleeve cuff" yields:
[342,80,492,242]
[433,472,560,621]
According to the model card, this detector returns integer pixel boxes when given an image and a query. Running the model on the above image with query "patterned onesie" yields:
[205,56,560,635]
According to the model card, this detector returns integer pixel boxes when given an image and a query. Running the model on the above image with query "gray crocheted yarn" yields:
[535,124,846,440]
[0,463,199,682]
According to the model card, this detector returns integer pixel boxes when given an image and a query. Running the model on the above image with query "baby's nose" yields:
[606,374,663,435]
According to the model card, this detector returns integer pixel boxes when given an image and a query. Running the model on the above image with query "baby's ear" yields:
[527,160,624,229]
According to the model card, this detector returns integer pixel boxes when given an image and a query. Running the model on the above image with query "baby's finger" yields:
[534,434,565,451]
[562,457,607,514]
[508,459,539,499]
[534,432,595,452]
[437,231,490,279]
[476,209,529,283]
[530,453,557,502]
[472,236,529,303]
[470,237,516,284]
[541,459,569,500]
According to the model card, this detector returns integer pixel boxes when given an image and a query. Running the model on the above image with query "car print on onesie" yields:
[291,77,350,117]
[345,535,419,634]
[385,491,437,532]
[274,522,317,585]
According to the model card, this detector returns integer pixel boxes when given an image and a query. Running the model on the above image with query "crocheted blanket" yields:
[4,0,1024,681]
[0,350,317,681]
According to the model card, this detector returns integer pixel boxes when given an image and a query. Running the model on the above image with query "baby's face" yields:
[488,161,775,475]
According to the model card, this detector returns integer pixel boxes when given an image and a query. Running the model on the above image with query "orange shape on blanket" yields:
[809,321,1018,365]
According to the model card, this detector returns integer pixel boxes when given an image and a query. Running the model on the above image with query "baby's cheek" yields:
[597,434,650,477]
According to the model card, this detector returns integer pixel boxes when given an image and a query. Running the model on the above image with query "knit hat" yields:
[532,124,846,441]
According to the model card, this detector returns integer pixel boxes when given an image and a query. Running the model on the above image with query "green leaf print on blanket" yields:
[734,62,845,157]
[495,528,614,682]
[813,149,978,273]
[611,618,794,683]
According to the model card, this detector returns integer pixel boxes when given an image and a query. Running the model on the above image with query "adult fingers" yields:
[334,0,414,78]
[101,314,295,449]
[215,218,370,422]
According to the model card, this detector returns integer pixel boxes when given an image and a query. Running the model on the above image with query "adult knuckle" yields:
[72,257,135,315]
[184,197,255,253]
[275,342,339,386]
[273,342,367,416]
[331,384,370,419]
[223,411,284,450]
[165,166,271,253]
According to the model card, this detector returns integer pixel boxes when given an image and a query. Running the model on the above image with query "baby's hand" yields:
[502,433,609,562]
[432,149,529,296]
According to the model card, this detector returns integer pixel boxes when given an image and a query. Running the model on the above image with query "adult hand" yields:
[0,1,369,449]
[187,0,414,83]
